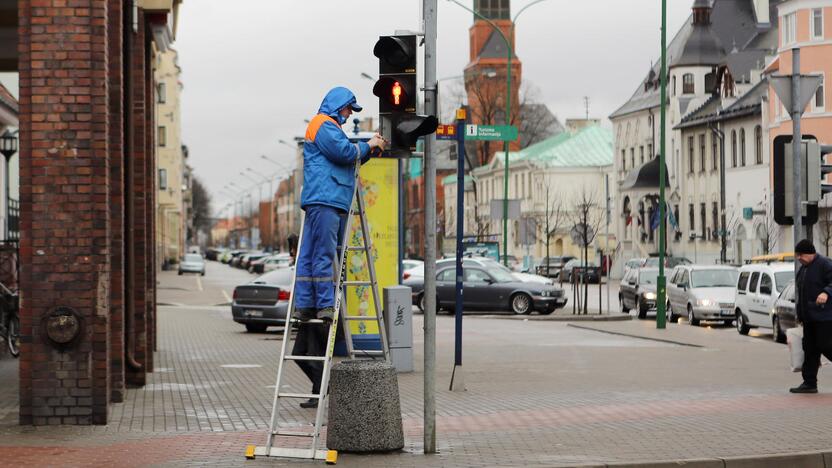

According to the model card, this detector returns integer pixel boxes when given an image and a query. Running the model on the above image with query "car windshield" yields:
[184,254,202,262]
[690,270,738,288]
[488,267,516,283]
[775,272,794,292]
[254,268,294,287]
[639,270,659,284]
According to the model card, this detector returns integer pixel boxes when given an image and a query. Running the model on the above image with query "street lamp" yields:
[446,0,552,266]
[0,130,18,241]
[261,154,293,176]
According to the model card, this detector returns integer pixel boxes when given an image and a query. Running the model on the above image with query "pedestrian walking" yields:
[791,239,832,394]
[292,87,386,408]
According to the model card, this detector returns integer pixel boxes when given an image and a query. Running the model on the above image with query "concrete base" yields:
[326,360,404,453]
[450,364,466,392]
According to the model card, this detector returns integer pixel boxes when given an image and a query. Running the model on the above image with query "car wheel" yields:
[666,302,676,323]
[773,316,786,343]
[636,297,647,319]
[178,271,183,276]
[619,294,630,313]
[417,293,425,312]
[201,271,205,276]
[245,324,268,333]
[687,304,700,326]
[7,315,19,357]
[511,293,532,315]
[736,310,750,335]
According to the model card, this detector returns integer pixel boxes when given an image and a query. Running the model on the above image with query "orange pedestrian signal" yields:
[392,82,402,106]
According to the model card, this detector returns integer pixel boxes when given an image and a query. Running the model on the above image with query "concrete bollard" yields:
[326,360,404,452]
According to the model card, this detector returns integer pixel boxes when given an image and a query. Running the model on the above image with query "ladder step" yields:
[343,316,377,321]
[283,355,328,362]
[352,349,385,356]
[272,430,316,437]
[278,392,321,399]
[289,319,329,325]
[346,246,367,251]
[343,281,374,287]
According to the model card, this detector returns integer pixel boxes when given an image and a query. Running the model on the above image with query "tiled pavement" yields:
[1,267,832,466]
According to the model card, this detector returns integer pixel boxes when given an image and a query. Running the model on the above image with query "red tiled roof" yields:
[0,83,18,114]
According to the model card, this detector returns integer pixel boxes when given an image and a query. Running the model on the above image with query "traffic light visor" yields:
[395,115,439,145]
[373,36,414,70]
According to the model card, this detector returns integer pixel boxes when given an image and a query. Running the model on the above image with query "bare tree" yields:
[570,187,604,315]
[758,216,779,255]
[536,174,566,271]
[191,175,212,242]
[820,206,832,256]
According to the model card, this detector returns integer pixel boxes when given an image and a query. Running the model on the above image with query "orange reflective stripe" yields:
[305,114,339,143]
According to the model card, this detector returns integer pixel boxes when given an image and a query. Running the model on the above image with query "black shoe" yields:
[299,398,318,409]
[317,307,335,320]
[293,308,316,322]
[790,383,818,394]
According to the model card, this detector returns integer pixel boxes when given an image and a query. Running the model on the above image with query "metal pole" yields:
[656,0,668,329]
[791,47,804,275]
[503,39,511,267]
[4,156,9,240]
[422,0,438,454]
[605,174,610,314]
[451,109,466,392]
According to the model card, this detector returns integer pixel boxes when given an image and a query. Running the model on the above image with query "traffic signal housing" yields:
[807,141,832,203]
[372,34,438,156]
[773,135,822,225]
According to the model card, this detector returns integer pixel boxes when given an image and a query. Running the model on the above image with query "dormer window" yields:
[683,73,695,94]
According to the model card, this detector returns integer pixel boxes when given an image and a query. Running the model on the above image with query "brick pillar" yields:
[18,0,112,425]
[126,10,149,387]
[107,0,126,404]
[144,40,157,363]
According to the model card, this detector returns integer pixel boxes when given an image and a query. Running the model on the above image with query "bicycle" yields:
[0,282,19,358]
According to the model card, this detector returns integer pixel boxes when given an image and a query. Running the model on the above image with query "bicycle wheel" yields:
[7,315,19,357]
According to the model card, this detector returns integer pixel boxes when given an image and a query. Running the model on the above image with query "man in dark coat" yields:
[791,239,832,393]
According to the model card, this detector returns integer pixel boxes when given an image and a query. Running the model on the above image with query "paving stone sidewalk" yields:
[1,269,832,467]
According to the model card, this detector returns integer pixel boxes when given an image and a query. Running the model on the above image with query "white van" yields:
[734,262,795,335]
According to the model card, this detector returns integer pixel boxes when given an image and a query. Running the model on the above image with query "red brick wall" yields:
[17,0,112,425]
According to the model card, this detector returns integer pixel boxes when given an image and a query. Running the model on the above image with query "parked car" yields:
[643,256,692,269]
[619,268,659,319]
[228,250,249,266]
[403,259,424,272]
[771,280,796,343]
[406,264,566,314]
[666,265,738,326]
[222,249,245,264]
[750,252,794,264]
[178,253,205,276]
[512,271,554,285]
[501,255,521,271]
[623,258,646,276]
[734,262,794,335]
[231,267,293,333]
[263,253,293,273]
[237,252,267,270]
[205,247,227,261]
[535,256,576,278]
[561,259,601,284]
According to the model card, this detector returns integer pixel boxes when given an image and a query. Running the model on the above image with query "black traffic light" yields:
[807,141,832,202]
[372,34,438,156]
[773,134,819,225]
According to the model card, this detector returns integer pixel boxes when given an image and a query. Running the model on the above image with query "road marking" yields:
[196,275,204,292]
[222,289,232,303]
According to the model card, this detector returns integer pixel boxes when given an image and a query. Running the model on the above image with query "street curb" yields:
[596,450,832,468]
[566,323,705,348]
[476,314,633,322]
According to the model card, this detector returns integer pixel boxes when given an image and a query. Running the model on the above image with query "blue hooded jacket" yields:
[300,87,371,212]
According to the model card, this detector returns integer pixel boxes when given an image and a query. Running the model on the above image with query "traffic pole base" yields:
[450,364,466,392]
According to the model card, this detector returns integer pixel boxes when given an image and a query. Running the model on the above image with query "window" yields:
[755,126,763,164]
[699,134,706,172]
[731,130,738,167]
[158,126,166,147]
[674,205,680,236]
[688,136,695,173]
[748,272,760,293]
[740,128,746,166]
[815,75,825,111]
[639,146,644,165]
[158,169,167,190]
[437,269,455,282]
[784,12,797,45]
[712,134,718,170]
[673,75,677,96]
[759,274,773,296]
[631,148,635,169]
[688,204,695,232]
[157,82,166,104]
[812,8,824,40]
[622,149,626,171]
[464,269,492,283]
[738,271,750,290]
[648,143,653,160]
[683,73,695,94]
[712,202,719,241]
[700,203,707,239]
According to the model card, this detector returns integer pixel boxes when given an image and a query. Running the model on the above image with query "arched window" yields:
[683,73,695,94]
[740,128,746,166]
[672,75,677,96]
[755,125,763,164]
[731,130,738,167]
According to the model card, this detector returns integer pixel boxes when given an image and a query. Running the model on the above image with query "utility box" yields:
[383,286,413,372]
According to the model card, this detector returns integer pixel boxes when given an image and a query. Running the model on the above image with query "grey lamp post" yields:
[0,130,18,241]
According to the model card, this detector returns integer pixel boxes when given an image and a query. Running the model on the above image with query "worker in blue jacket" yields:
[292,87,385,408]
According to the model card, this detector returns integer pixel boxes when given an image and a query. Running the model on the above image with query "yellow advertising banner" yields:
[345,158,399,336]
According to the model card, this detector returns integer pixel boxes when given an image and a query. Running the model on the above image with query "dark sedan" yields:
[407,265,567,315]
[231,267,293,333]
[619,267,659,319]
[772,280,796,344]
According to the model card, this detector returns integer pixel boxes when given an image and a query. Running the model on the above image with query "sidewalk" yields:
[1,269,832,467]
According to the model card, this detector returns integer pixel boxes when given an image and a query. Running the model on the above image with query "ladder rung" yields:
[342,281,374,287]
[343,316,377,321]
[278,392,320,399]
[273,430,315,437]
[352,349,385,356]
[346,246,367,251]
[283,355,327,362]
[289,319,329,325]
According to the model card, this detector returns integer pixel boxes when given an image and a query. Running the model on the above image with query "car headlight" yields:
[643,292,657,300]
[539,290,550,297]
[697,299,716,307]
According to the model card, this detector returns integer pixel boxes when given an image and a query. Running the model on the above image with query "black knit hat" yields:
[795,239,816,255]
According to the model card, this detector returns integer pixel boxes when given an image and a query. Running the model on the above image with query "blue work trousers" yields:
[295,204,346,310]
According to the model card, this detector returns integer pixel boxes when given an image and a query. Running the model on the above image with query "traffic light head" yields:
[373,36,416,74]
[372,76,416,113]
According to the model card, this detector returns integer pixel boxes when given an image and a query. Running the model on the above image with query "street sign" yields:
[436,124,457,140]
[464,124,518,142]
[770,74,823,113]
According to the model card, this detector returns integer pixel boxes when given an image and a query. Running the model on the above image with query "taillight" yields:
[403,272,411,280]
[278,289,291,301]
[232,288,238,300]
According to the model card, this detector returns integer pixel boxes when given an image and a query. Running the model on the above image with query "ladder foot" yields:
[326,450,338,465]
[244,444,256,460]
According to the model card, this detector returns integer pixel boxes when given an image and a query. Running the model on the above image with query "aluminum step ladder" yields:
[247,161,391,464]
